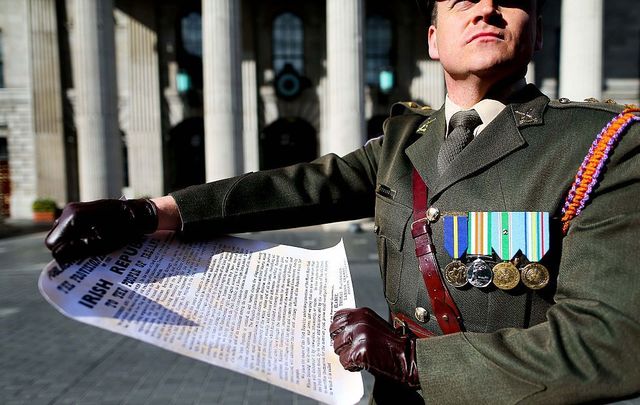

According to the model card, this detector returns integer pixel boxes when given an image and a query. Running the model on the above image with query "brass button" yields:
[426,207,441,223]
[415,307,429,323]
[559,97,571,104]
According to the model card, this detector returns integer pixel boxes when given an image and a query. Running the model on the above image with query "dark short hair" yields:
[417,0,546,24]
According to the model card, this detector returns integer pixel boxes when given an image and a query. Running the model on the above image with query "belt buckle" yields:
[393,315,407,335]
[410,217,429,237]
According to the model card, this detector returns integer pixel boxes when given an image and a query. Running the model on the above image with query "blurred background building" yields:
[0,0,637,219]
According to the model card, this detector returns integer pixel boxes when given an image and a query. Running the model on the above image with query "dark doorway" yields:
[0,138,9,217]
[260,118,317,170]
[166,117,205,192]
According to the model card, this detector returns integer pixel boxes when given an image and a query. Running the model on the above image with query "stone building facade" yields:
[0,0,637,219]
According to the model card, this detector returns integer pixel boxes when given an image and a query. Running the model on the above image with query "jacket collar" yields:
[405,85,549,203]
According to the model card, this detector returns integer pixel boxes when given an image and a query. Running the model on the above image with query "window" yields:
[181,13,202,57]
[272,13,304,74]
[0,31,4,88]
[365,15,393,88]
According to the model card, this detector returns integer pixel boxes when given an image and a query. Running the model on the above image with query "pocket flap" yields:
[375,195,413,251]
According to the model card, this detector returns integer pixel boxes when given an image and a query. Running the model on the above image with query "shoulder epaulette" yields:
[390,101,434,117]
[548,97,634,115]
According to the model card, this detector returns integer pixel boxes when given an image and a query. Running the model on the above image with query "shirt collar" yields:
[444,78,527,137]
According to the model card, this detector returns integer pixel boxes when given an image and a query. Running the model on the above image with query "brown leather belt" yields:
[410,168,464,335]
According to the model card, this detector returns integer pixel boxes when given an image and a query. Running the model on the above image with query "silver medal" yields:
[466,258,493,288]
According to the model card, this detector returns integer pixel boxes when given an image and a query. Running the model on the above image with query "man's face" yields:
[428,0,543,83]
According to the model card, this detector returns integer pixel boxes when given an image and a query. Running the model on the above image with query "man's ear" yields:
[534,15,543,51]
[428,25,439,59]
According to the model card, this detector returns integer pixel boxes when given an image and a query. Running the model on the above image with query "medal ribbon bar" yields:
[468,212,492,256]
[491,212,526,261]
[525,212,550,262]
[443,215,468,259]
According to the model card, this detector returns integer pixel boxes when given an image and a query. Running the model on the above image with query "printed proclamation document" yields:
[39,232,364,405]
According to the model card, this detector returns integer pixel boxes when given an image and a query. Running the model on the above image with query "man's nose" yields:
[474,0,501,23]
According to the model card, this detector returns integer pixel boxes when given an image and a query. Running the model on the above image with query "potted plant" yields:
[32,198,57,223]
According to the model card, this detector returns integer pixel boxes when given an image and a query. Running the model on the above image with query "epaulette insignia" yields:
[514,108,539,125]
[390,101,434,117]
[417,118,437,134]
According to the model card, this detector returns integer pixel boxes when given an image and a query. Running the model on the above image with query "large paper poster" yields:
[39,232,363,405]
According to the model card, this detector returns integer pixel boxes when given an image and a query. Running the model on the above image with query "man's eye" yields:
[450,0,476,10]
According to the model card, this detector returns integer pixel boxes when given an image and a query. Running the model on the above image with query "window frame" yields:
[271,12,305,75]
[365,14,395,88]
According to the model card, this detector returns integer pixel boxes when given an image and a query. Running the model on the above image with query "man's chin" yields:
[469,58,528,80]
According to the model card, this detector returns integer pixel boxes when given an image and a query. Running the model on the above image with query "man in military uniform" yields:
[46,0,640,403]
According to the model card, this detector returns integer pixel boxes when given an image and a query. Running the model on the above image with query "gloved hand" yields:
[330,307,421,389]
[45,198,158,264]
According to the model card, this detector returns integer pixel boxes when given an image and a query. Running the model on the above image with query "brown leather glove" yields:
[45,199,158,264]
[330,307,421,389]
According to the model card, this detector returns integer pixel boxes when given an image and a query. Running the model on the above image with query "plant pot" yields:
[33,211,55,223]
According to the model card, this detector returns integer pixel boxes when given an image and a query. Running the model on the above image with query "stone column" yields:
[242,57,259,173]
[202,0,243,181]
[125,2,164,197]
[324,0,365,156]
[30,0,67,204]
[241,2,259,174]
[559,0,603,100]
[72,0,123,200]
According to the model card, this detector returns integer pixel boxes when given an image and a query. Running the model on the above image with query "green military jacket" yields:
[171,85,640,404]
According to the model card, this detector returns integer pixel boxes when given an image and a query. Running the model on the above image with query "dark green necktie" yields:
[437,109,482,174]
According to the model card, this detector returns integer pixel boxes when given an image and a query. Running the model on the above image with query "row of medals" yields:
[443,255,550,290]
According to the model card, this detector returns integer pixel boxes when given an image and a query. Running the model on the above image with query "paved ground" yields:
[0,222,386,405]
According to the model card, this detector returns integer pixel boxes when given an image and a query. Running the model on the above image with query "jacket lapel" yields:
[405,108,446,191]
[403,86,549,203]
[429,87,550,201]
[429,107,526,199]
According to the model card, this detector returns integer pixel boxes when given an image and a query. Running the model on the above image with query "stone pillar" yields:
[124,2,164,197]
[30,0,67,204]
[202,0,243,181]
[559,0,603,100]
[72,0,123,200]
[241,2,259,174]
[242,57,259,173]
[324,0,365,156]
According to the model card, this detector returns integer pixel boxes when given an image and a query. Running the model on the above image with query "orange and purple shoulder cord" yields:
[561,107,640,234]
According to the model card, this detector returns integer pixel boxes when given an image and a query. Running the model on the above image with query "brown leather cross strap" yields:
[411,168,464,334]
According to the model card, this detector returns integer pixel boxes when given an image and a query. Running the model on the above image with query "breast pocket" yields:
[374,195,413,304]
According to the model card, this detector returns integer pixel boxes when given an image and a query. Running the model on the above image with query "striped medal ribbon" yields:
[524,212,550,262]
[443,215,468,259]
[466,212,493,288]
[491,212,526,261]
[468,212,492,256]
[522,212,551,290]
[490,212,526,290]
[443,215,469,287]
